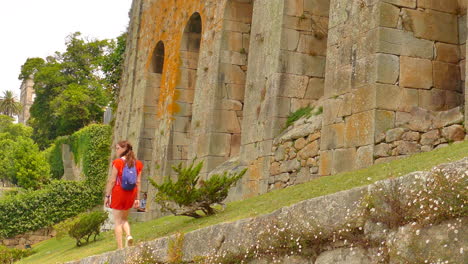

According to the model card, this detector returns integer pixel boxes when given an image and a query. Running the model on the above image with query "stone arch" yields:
[138,40,165,191]
[168,12,202,167]
[207,0,254,167]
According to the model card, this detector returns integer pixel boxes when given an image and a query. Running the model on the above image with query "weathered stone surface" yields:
[376,53,399,84]
[375,143,391,157]
[404,9,458,44]
[332,148,356,174]
[280,159,301,173]
[385,128,406,142]
[420,129,440,145]
[382,0,416,8]
[433,61,461,91]
[278,73,309,98]
[294,137,307,150]
[435,42,460,63]
[418,0,459,14]
[270,162,281,175]
[442,124,466,141]
[275,116,323,144]
[280,50,326,77]
[400,56,433,89]
[356,145,374,169]
[344,111,375,147]
[304,77,324,100]
[315,247,374,264]
[379,2,400,28]
[401,131,420,141]
[433,107,464,128]
[393,140,421,155]
[298,140,320,159]
[378,27,434,59]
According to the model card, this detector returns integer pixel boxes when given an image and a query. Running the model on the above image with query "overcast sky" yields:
[0,0,133,99]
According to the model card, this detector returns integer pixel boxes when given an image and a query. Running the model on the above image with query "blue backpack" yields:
[120,159,137,190]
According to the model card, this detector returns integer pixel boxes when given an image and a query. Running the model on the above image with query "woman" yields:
[104,140,143,249]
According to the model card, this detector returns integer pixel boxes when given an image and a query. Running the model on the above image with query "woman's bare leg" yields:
[112,209,124,249]
[122,209,131,238]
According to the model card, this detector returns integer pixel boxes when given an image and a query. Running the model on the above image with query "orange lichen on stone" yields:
[138,0,221,120]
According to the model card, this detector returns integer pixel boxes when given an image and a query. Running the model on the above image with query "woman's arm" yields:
[104,166,118,207]
[133,172,142,208]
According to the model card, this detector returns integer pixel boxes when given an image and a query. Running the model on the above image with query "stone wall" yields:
[0,227,55,249]
[67,158,468,264]
[111,0,468,215]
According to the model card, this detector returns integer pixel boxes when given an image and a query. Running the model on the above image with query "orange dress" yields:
[110,159,144,210]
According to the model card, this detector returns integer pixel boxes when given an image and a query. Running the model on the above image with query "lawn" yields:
[18,141,468,264]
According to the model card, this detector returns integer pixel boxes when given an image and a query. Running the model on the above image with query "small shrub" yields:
[68,211,108,246]
[0,245,34,264]
[150,161,246,218]
[285,106,313,128]
[167,232,184,263]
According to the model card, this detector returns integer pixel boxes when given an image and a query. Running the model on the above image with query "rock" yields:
[375,132,386,143]
[435,143,449,149]
[294,137,307,150]
[270,162,281,175]
[278,173,290,183]
[315,247,374,264]
[401,131,420,141]
[407,107,433,132]
[375,143,391,157]
[433,107,464,128]
[298,141,320,159]
[307,132,321,142]
[399,56,433,89]
[386,128,406,142]
[274,145,286,161]
[393,141,421,155]
[280,159,301,173]
[421,145,433,152]
[420,129,440,145]
[441,124,466,142]
[306,158,317,167]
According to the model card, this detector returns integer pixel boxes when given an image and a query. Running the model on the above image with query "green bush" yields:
[0,245,34,264]
[150,161,246,218]
[0,181,101,239]
[68,211,108,246]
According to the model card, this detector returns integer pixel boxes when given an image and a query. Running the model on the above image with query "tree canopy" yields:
[0,91,22,117]
[19,32,126,149]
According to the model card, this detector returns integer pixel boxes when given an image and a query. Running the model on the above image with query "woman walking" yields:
[104,140,143,249]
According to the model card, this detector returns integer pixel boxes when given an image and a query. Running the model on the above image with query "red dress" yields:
[110,159,144,210]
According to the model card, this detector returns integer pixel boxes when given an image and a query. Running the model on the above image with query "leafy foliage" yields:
[68,124,112,188]
[285,106,322,128]
[0,115,50,189]
[0,91,22,117]
[102,32,127,107]
[0,245,34,264]
[67,211,108,246]
[150,161,246,218]
[42,136,69,180]
[0,181,101,239]
[19,32,123,149]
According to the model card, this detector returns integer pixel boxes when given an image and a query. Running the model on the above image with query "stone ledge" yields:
[68,157,468,264]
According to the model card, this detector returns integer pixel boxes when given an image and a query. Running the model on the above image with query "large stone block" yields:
[441,124,466,141]
[400,56,433,89]
[404,9,458,44]
[304,77,324,100]
[352,85,376,114]
[418,0,459,14]
[278,73,309,98]
[304,0,330,17]
[318,150,332,176]
[281,28,300,51]
[379,2,400,28]
[356,145,374,169]
[279,50,326,77]
[321,123,345,149]
[298,140,320,159]
[418,89,446,111]
[377,28,434,59]
[284,0,304,17]
[332,148,357,174]
[382,0,416,8]
[376,53,399,84]
[345,111,375,147]
[375,84,419,112]
[297,33,327,56]
[374,110,395,142]
[433,61,461,91]
[435,43,460,64]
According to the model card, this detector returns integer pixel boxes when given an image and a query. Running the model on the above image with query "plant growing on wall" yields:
[150,161,246,218]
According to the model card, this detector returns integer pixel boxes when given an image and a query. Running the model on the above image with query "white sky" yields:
[0,0,133,99]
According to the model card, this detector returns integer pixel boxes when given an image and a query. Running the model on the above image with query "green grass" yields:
[18,141,468,264]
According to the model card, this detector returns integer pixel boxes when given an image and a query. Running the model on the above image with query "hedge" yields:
[0,124,112,239]
[0,181,101,238]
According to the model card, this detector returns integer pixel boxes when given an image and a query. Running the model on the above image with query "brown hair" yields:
[117,140,136,168]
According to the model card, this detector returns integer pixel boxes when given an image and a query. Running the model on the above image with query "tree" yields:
[150,161,246,218]
[19,32,118,149]
[0,91,22,117]
[102,32,127,106]
[0,115,50,189]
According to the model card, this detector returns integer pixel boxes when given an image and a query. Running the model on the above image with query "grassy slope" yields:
[18,141,468,264]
